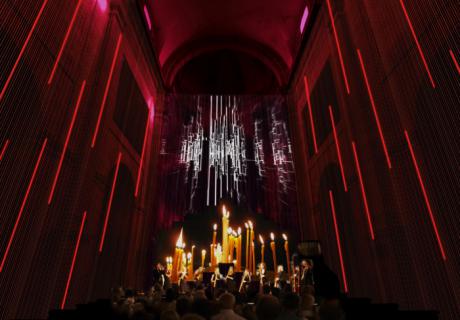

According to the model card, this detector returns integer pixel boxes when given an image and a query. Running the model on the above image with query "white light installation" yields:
[254,120,265,177]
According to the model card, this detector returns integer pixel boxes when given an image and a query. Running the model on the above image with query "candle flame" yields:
[202,249,206,255]
[270,232,275,241]
[232,230,237,237]
[248,220,253,229]
[222,205,229,218]
[238,227,242,235]
[282,233,288,241]
[192,245,196,249]
[187,252,192,259]
[259,235,264,244]
[244,222,248,228]
[213,223,218,231]
[227,227,233,234]
[176,228,184,247]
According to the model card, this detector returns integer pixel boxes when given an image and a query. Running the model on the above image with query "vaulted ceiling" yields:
[140,0,315,93]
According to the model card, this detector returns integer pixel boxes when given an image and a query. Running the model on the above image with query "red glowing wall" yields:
[289,0,459,318]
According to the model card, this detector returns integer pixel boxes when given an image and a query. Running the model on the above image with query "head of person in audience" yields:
[218,292,236,310]
[281,292,300,314]
[256,294,281,320]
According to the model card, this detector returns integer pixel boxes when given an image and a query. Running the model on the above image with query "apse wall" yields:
[288,0,459,319]
[0,0,163,318]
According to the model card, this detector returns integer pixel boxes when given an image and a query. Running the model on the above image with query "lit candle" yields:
[171,228,184,283]
[228,227,234,261]
[245,222,249,270]
[236,227,242,271]
[201,249,206,268]
[212,223,217,266]
[270,232,277,275]
[283,234,290,277]
[249,221,254,273]
[222,206,230,262]
[259,235,265,265]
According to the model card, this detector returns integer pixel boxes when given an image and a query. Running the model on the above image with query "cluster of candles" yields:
[167,206,291,283]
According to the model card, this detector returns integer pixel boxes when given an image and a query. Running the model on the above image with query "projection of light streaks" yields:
[328,190,348,293]
[0,138,48,272]
[0,139,10,162]
[325,0,350,94]
[47,0,83,85]
[99,152,122,252]
[0,0,49,101]
[357,49,392,169]
[254,120,265,177]
[48,80,87,205]
[351,141,375,240]
[450,50,460,75]
[404,130,446,260]
[91,33,123,148]
[61,210,87,309]
[303,76,318,153]
[270,109,294,194]
[398,0,436,88]
[329,105,347,192]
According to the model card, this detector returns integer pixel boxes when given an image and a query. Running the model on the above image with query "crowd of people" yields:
[110,258,344,320]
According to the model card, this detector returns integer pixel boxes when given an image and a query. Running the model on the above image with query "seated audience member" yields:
[161,309,180,320]
[299,294,316,320]
[256,295,281,320]
[318,299,344,320]
[211,292,245,320]
[277,292,301,320]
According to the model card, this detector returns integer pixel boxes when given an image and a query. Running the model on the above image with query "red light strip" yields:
[135,109,150,198]
[404,130,447,260]
[357,49,392,169]
[351,141,375,240]
[48,81,86,204]
[398,0,436,88]
[91,34,123,148]
[99,152,122,252]
[325,0,350,94]
[0,0,49,101]
[449,50,460,75]
[143,5,152,31]
[0,139,10,162]
[328,190,348,292]
[47,0,83,85]
[303,76,318,153]
[60,210,87,309]
[0,138,47,272]
[329,106,348,191]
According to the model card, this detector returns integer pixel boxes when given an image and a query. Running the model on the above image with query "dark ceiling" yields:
[140,0,315,93]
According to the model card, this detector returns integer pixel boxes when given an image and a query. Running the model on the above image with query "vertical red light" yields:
[328,190,349,293]
[356,49,392,169]
[404,130,447,260]
[329,105,347,191]
[0,138,48,272]
[143,5,152,31]
[60,210,87,309]
[0,139,10,162]
[48,80,87,204]
[303,76,318,153]
[91,33,123,148]
[0,0,49,101]
[99,152,122,252]
[135,104,152,198]
[47,0,83,85]
[351,141,375,240]
[325,0,351,94]
[398,0,436,88]
[449,50,460,75]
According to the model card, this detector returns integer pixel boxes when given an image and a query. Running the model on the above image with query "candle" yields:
[259,235,265,265]
[171,228,185,283]
[187,252,193,280]
[270,232,277,275]
[212,223,217,266]
[228,227,234,261]
[222,206,230,262]
[283,234,290,277]
[201,249,206,268]
[249,221,254,273]
[245,222,249,270]
[236,227,242,271]
[215,243,222,264]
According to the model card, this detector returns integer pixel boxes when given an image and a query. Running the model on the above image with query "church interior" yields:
[0,0,459,319]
